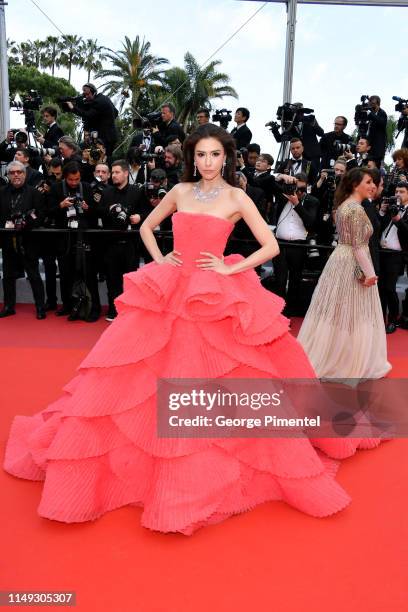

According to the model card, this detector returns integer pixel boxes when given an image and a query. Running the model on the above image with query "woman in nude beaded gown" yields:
[298,167,391,380]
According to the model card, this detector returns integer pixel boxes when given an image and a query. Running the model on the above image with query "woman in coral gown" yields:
[4,126,376,535]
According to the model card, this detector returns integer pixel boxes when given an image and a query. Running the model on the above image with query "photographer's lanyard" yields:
[9,192,23,252]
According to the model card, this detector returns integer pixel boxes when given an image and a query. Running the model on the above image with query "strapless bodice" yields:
[172,211,234,271]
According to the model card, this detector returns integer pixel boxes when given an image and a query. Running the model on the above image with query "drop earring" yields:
[193,163,197,177]
[222,160,226,177]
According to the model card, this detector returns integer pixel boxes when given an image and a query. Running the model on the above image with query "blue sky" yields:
[5,0,408,157]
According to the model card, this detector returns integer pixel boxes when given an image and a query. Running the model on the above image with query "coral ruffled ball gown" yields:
[4,211,365,534]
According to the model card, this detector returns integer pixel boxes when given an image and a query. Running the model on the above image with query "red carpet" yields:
[1,305,407,612]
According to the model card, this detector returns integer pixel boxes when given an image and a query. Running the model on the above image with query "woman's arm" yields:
[139,184,181,263]
[205,188,279,275]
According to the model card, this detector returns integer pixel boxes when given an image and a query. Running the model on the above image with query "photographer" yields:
[156,103,185,148]
[126,146,146,185]
[81,138,108,184]
[397,107,408,149]
[14,148,44,188]
[276,138,318,185]
[270,103,323,167]
[345,137,371,170]
[378,182,408,333]
[312,158,347,245]
[58,136,83,167]
[100,160,150,321]
[65,84,118,157]
[164,144,183,189]
[272,172,319,317]
[47,161,100,321]
[196,108,210,126]
[0,161,46,319]
[383,149,408,196]
[230,107,252,149]
[36,106,64,149]
[130,119,157,153]
[355,95,387,164]
[319,116,352,169]
[0,130,41,170]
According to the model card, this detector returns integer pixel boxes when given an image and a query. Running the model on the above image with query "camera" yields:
[10,91,43,133]
[275,103,314,129]
[10,209,38,231]
[393,96,408,113]
[145,111,163,129]
[109,203,128,227]
[66,195,84,228]
[282,182,297,195]
[10,90,43,112]
[145,182,167,200]
[56,94,86,113]
[307,237,320,259]
[333,141,356,155]
[383,196,405,217]
[354,95,371,136]
[212,109,232,129]
[140,151,163,162]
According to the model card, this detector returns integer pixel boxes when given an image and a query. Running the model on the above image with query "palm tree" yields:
[79,39,105,82]
[386,115,398,153]
[95,35,169,113]
[26,39,46,69]
[162,52,238,129]
[57,34,84,83]
[41,36,60,76]
[11,41,35,66]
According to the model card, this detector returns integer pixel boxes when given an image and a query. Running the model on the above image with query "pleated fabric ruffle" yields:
[3,222,378,534]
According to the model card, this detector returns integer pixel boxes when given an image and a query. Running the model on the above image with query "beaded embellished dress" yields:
[298,201,391,380]
[4,211,382,534]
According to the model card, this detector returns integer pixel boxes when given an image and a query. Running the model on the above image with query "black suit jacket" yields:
[276,158,318,185]
[130,132,157,153]
[72,94,119,154]
[366,108,387,160]
[157,119,186,147]
[380,206,408,253]
[0,183,45,228]
[274,193,319,233]
[319,131,352,169]
[230,124,252,149]
[43,123,64,149]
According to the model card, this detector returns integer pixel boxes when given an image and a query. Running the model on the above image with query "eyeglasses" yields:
[8,170,24,175]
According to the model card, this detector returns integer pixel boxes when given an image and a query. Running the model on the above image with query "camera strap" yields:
[62,180,84,200]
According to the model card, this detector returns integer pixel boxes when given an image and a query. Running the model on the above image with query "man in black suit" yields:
[130,119,157,153]
[230,107,252,149]
[272,172,319,316]
[0,161,46,319]
[362,167,383,277]
[66,83,119,157]
[244,153,283,221]
[13,148,43,188]
[320,116,351,169]
[345,137,371,170]
[378,181,408,333]
[156,103,185,147]
[364,96,387,165]
[37,106,64,150]
[276,138,318,186]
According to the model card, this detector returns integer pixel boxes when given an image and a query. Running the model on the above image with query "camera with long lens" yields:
[393,96,408,113]
[145,111,163,129]
[145,182,167,200]
[212,109,232,129]
[383,196,405,217]
[140,151,164,162]
[108,203,128,227]
[333,141,357,155]
[354,95,371,137]
[10,209,38,231]
[10,90,43,133]
[274,103,314,128]
[56,94,86,113]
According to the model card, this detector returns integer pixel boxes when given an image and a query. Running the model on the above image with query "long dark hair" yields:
[182,124,237,187]
[334,167,372,210]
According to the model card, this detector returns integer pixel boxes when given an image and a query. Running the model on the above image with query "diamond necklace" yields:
[192,180,225,203]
